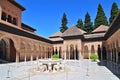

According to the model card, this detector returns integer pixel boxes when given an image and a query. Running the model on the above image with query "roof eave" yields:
[8,0,26,11]
[22,23,36,31]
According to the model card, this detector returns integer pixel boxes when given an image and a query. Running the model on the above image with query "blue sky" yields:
[16,0,120,37]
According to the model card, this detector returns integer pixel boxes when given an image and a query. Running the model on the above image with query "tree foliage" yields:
[109,2,118,25]
[94,4,108,29]
[76,19,83,29]
[60,13,68,33]
[84,12,93,33]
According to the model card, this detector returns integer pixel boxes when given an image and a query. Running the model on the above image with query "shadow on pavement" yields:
[97,61,120,79]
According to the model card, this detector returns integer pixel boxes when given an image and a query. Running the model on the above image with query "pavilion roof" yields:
[62,26,86,37]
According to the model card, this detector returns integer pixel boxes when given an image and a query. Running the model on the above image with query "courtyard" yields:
[0,59,120,80]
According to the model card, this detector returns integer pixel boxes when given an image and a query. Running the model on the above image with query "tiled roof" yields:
[49,31,62,38]
[62,26,86,37]
[84,33,106,39]
[49,37,63,41]
[22,23,36,31]
[105,10,120,39]
[92,25,109,33]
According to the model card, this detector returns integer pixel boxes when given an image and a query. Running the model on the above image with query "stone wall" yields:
[0,30,52,62]
[106,28,120,63]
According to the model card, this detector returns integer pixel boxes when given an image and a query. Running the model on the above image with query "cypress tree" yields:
[94,4,108,29]
[60,13,68,33]
[109,2,118,25]
[84,12,93,33]
[76,19,83,29]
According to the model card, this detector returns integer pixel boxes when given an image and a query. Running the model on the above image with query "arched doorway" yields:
[59,47,62,58]
[66,45,69,59]
[97,45,101,60]
[84,45,89,59]
[102,46,107,60]
[48,47,51,58]
[0,38,16,62]
[118,50,120,64]
[75,45,79,60]
[70,45,74,59]
[91,45,95,54]
[55,47,58,54]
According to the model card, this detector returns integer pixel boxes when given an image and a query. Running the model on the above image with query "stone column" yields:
[58,47,59,56]
[41,51,42,59]
[36,53,38,60]
[16,50,20,63]
[31,53,33,61]
[24,53,26,62]
[101,47,103,61]
[69,50,70,60]
[79,50,81,60]
[0,6,2,20]
[64,52,66,60]
[74,47,76,60]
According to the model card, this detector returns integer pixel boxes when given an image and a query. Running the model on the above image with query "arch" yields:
[66,45,69,59]
[114,48,117,63]
[47,47,49,58]
[84,45,89,59]
[107,44,111,61]
[112,49,114,61]
[20,41,25,50]
[7,15,12,23]
[33,44,37,60]
[0,36,17,49]
[116,40,119,52]
[34,44,37,51]
[48,47,52,58]
[52,47,54,55]
[97,45,101,60]
[70,44,74,59]
[42,46,44,58]
[27,43,31,50]
[0,38,16,62]
[75,45,79,60]
[1,12,6,21]
[118,52,120,64]
[39,45,41,58]
[102,46,107,60]
[55,47,58,54]
[91,45,95,54]
[59,46,62,58]
[13,18,17,25]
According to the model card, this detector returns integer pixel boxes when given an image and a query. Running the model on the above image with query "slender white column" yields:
[0,6,2,20]
[74,48,76,60]
[31,54,33,61]
[24,53,26,62]
[16,50,20,62]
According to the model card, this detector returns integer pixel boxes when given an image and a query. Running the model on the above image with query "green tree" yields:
[60,13,68,33]
[94,4,108,29]
[76,19,83,29]
[84,12,93,33]
[109,2,118,25]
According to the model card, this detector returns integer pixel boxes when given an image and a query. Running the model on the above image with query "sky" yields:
[16,0,120,38]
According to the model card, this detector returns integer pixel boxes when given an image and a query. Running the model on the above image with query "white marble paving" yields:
[0,59,119,80]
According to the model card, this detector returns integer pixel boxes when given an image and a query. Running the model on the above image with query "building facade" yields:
[0,0,120,65]
[0,0,53,62]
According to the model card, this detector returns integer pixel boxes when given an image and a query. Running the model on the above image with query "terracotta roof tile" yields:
[84,33,106,39]
[92,25,109,33]
[62,26,86,37]
[49,31,62,38]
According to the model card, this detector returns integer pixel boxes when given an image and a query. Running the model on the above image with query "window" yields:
[13,18,17,25]
[7,15,12,23]
[1,12,6,21]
